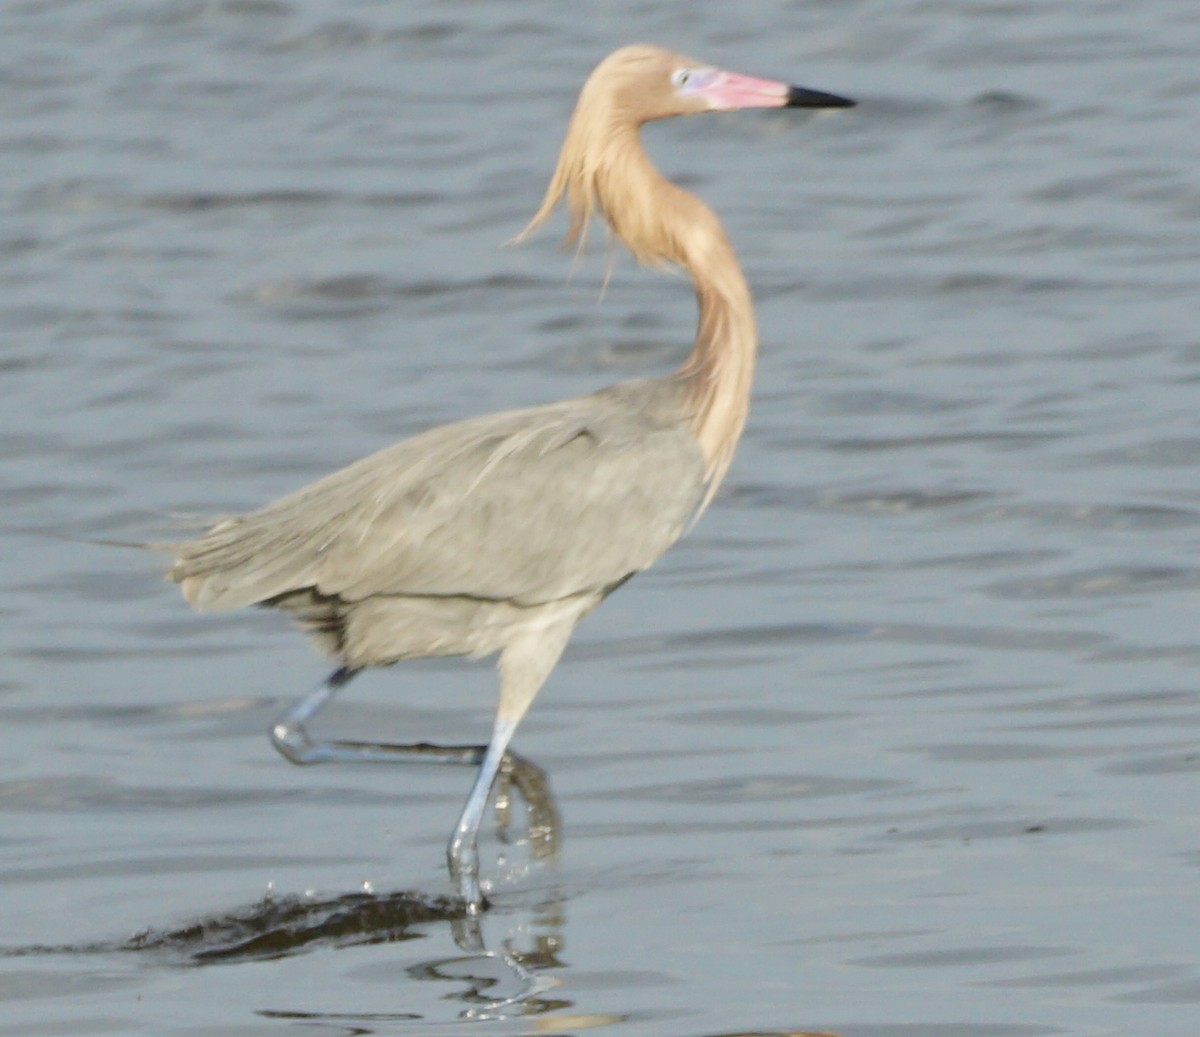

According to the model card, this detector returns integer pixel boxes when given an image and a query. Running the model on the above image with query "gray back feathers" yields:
[170,377,705,633]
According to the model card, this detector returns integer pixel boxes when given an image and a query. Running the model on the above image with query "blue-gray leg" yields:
[445,618,577,911]
[268,667,519,912]
[448,714,520,914]
[270,612,577,913]
[270,667,485,766]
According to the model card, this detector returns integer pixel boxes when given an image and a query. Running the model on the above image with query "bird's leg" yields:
[270,666,485,767]
[448,713,521,914]
[448,620,576,913]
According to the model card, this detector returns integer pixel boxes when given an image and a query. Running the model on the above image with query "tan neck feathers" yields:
[518,74,758,506]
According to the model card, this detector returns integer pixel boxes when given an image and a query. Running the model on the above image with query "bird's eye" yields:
[671,68,692,88]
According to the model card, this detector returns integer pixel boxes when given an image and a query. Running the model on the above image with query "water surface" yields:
[3,1,1200,1034]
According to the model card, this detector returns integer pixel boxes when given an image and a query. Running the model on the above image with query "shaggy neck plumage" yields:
[520,111,757,506]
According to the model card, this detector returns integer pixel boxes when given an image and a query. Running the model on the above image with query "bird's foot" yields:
[453,863,489,916]
[270,720,325,765]
[448,829,489,915]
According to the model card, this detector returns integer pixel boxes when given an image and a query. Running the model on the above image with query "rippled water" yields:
[4,1,1200,1034]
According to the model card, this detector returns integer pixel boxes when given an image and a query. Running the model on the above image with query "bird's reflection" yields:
[493,747,563,875]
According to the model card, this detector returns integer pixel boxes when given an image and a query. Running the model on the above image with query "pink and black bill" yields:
[680,67,855,112]
[785,84,856,108]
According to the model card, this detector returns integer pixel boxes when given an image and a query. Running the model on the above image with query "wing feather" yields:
[170,380,705,611]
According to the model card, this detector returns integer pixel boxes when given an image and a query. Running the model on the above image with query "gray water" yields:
[4,0,1200,1034]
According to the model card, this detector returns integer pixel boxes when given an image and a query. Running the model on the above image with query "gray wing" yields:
[170,381,706,612]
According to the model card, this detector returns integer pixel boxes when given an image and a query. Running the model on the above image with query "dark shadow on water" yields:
[125,888,463,965]
[130,887,570,1019]
[1,751,566,1019]
[0,889,462,964]
[4,887,571,1020]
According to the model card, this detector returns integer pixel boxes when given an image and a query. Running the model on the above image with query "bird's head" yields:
[587,44,855,123]
[515,44,854,257]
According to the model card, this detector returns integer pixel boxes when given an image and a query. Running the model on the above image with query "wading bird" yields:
[166,45,853,912]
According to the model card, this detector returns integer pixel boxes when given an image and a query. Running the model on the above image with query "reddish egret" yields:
[166,45,854,912]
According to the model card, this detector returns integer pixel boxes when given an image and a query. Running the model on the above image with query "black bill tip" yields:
[786,85,856,109]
